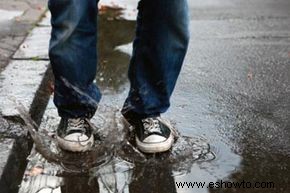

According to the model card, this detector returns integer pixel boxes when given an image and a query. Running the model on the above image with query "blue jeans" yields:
[48,0,190,119]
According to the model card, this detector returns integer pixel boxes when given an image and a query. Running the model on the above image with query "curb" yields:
[0,8,51,193]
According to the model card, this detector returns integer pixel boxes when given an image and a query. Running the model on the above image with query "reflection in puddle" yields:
[99,0,137,21]
[96,8,135,91]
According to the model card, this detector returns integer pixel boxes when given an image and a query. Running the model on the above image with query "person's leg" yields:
[122,0,190,119]
[122,0,190,153]
[48,0,100,152]
[48,0,100,119]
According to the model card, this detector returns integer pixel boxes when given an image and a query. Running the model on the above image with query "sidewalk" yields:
[0,0,47,70]
[0,0,48,192]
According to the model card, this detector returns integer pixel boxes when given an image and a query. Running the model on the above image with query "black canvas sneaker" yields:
[132,116,175,153]
[56,118,94,152]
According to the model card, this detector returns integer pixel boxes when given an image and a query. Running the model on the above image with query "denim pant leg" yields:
[48,0,101,118]
[122,0,190,119]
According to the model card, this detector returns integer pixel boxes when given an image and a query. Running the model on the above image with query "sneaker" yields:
[56,118,94,152]
[131,116,175,153]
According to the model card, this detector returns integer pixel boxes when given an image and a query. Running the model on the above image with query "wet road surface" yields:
[16,0,290,193]
[97,0,290,192]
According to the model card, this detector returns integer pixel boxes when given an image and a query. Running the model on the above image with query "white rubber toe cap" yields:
[56,133,94,152]
[136,134,174,153]
[143,135,166,143]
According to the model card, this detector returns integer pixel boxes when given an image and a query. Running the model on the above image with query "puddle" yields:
[18,103,214,193]
[96,8,135,91]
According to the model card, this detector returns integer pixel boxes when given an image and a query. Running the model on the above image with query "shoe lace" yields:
[67,118,86,133]
[142,118,162,135]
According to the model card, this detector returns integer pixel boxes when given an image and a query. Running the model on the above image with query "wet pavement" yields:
[96,1,290,192]
[1,0,290,193]
[96,0,290,192]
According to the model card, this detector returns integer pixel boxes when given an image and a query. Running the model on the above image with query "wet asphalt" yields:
[1,0,290,192]
[97,0,290,192]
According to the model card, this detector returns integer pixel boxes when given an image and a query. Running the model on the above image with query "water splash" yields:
[16,76,215,192]
[18,102,214,174]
